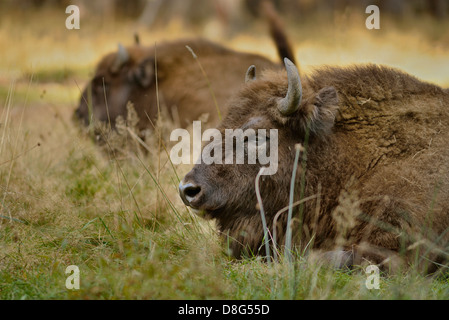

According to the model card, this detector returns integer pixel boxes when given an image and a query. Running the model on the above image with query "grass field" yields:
[1,7,449,300]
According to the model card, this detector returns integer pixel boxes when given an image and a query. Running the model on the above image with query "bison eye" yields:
[96,82,109,93]
[92,76,110,92]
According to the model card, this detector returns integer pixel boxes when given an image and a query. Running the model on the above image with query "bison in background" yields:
[179,58,449,273]
[75,39,282,131]
[74,0,295,134]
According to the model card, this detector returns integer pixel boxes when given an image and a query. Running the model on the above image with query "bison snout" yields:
[179,181,202,207]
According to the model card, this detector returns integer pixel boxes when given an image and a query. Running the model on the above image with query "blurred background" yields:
[3,0,449,25]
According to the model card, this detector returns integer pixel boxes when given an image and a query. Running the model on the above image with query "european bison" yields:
[76,39,288,131]
[179,58,449,272]
[74,1,294,132]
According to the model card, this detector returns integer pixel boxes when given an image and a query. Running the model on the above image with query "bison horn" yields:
[245,65,256,83]
[278,58,302,116]
[111,43,130,73]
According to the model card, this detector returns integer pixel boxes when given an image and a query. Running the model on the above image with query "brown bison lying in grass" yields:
[74,1,294,133]
[75,38,286,132]
[179,58,449,273]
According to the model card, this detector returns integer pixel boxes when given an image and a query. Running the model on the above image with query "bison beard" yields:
[180,59,449,273]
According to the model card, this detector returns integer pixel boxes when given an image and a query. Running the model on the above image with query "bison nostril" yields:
[185,186,201,198]
[179,182,201,206]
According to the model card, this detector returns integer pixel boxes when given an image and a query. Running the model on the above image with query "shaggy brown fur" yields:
[180,63,449,273]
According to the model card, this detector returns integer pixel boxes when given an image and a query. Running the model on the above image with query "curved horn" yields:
[245,65,256,83]
[278,58,302,116]
[111,43,130,73]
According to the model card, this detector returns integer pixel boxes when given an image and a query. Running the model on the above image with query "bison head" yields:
[75,44,157,130]
[179,59,339,257]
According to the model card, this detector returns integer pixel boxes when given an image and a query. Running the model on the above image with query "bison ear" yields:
[245,65,256,83]
[315,86,338,109]
[307,86,339,134]
[131,59,154,88]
